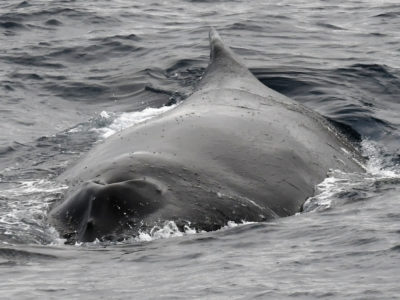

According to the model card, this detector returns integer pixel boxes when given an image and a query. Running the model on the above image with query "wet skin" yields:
[48,29,364,243]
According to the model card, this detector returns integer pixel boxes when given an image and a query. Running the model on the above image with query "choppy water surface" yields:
[0,0,399,299]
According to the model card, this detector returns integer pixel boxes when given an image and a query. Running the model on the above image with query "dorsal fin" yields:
[196,28,263,93]
[209,28,246,67]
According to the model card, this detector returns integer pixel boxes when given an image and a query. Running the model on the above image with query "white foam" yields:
[303,139,399,213]
[93,104,178,138]
[361,139,400,178]
[132,220,256,242]
[222,220,256,229]
[71,220,257,247]
[134,221,197,242]
[47,227,68,246]
[302,170,353,212]
[69,221,197,246]
[99,110,111,119]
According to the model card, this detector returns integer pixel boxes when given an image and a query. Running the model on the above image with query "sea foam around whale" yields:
[303,140,400,213]
[92,104,179,138]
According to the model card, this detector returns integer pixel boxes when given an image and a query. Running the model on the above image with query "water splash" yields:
[134,221,197,242]
[303,139,400,213]
[0,179,68,245]
[361,139,400,177]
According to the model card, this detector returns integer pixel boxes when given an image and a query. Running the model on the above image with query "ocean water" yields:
[0,0,399,299]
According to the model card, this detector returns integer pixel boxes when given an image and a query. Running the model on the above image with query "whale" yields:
[48,29,364,243]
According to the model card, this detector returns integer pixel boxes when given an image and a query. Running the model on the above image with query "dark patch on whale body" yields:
[48,29,365,243]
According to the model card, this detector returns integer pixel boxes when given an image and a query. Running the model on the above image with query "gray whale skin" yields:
[49,29,364,243]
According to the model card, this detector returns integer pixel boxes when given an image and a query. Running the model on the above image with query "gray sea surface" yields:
[0,0,399,299]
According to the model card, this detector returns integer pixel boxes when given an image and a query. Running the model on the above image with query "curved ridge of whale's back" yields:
[50,29,365,243]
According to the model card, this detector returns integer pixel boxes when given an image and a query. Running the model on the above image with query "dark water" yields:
[1,0,399,299]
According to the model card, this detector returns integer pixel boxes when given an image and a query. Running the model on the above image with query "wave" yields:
[374,12,400,18]
[0,247,57,265]
[0,21,25,29]
[0,179,67,245]
[253,63,400,142]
